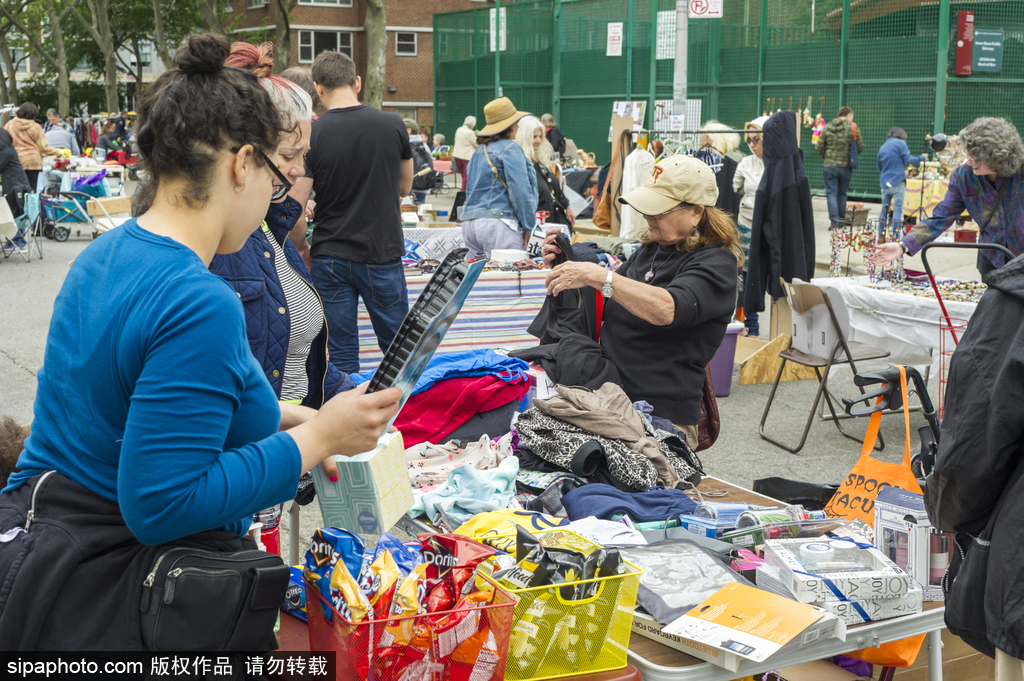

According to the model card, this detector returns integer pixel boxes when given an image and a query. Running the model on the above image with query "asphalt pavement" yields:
[0,191,977,560]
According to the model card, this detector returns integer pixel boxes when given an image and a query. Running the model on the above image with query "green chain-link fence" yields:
[436,0,1024,197]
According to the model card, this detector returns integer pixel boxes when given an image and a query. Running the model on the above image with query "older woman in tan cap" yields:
[461,97,538,258]
[541,156,742,446]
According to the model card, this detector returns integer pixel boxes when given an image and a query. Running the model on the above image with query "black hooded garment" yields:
[924,255,1024,659]
[744,111,816,314]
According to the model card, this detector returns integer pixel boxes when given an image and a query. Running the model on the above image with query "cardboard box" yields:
[86,195,132,216]
[311,430,414,534]
[874,486,953,601]
[775,660,872,681]
[785,279,851,360]
[763,538,911,603]
[523,366,556,410]
[653,583,846,672]
[757,565,923,625]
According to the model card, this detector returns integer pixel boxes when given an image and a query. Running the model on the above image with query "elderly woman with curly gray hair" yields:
[872,117,1024,276]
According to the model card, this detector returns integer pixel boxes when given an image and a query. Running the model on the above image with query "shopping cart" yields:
[921,242,1014,421]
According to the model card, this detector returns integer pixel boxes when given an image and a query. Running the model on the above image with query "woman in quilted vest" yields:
[209,42,359,513]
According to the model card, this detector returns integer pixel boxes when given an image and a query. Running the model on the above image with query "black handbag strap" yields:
[981,459,1024,540]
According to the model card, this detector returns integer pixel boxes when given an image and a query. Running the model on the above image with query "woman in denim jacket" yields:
[461,97,538,257]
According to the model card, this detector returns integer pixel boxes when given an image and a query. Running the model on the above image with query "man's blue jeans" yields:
[822,166,852,226]
[879,182,906,237]
[310,256,409,374]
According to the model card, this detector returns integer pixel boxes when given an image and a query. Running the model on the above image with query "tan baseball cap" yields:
[618,155,720,216]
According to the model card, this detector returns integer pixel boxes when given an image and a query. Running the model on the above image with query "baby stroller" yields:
[35,170,121,241]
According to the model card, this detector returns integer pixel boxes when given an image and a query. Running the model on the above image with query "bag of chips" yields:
[358,548,402,620]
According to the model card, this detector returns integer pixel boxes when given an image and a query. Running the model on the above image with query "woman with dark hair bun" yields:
[0,33,400,650]
[3,101,57,190]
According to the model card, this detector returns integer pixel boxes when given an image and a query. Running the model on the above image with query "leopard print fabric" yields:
[515,408,703,491]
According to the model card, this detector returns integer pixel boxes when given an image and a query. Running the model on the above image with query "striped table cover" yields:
[355,269,548,372]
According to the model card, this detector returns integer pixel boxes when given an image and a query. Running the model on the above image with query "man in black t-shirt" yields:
[293,51,414,373]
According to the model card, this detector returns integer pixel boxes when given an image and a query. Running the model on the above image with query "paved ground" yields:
[0,186,977,561]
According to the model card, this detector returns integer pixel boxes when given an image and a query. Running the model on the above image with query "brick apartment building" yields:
[227,0,490,130]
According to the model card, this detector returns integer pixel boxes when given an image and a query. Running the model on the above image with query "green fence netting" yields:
[436,0,1024,198]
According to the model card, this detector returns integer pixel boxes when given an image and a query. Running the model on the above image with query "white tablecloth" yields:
[812,276,979,371]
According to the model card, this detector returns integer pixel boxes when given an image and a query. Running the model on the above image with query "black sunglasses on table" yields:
[230,146,293,201]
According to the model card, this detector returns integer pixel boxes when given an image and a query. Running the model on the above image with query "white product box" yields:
[786,279,851,360]
[523,366,557,410]
[874,486,953,602]
[756,565,923,625]
[763,538,911,604]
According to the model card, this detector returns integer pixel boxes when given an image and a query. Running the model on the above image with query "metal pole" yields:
[553,0,562,125]
[934,0,951,135]
[927,629,943,681]
[756,0,767,115]
[838,0,850,106]
[495,0,501,98]
[709,15,721,121]
[673,0,688,127]
[626,0,635,101]
[648,0,659,128]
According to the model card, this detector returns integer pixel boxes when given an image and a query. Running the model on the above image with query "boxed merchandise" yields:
[522,366,556,410]
[763,537,911,603]
[311,430,414,534]
[677,514,733,539]
[874,486,953,602]
[646,583,845,672]
[756,565,923,625]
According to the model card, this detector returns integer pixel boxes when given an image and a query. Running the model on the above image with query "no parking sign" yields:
[688,0,723,19]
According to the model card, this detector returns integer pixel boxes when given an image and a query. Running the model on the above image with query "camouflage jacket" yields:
[817,118,864,168]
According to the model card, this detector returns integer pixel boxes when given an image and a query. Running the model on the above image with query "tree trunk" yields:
[132,37,144,107]
[96,0,118,113]
[272,0,290,74]
[0,33,14,105]
[363,0,386,109]
[196,0,224,35]
[153,0,174,69]
[45,0,72,116]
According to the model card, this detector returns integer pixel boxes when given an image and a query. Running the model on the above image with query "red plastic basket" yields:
[305,575,515,681]
[938,317,968,423]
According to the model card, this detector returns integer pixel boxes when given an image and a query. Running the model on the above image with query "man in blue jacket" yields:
[876,127,926,236]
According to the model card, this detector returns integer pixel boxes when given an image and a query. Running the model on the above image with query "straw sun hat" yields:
[477,97,530,136]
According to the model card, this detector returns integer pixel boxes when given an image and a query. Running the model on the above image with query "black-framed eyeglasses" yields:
[230,146,293,201]
[747,136,762,146]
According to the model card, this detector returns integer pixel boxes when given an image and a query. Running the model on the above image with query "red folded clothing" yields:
[395,375,529,446]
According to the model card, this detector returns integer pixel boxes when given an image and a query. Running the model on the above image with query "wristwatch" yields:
[899,241,909,255]
[602,270,614,298]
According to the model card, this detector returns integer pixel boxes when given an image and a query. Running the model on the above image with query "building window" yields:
[298,30,353,63]
[298,0,352,6]
[396,32,417,57]
[395,107,417,122]
[246,0,267,9]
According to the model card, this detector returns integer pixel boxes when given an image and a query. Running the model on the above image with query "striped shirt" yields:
[263,225,325,401]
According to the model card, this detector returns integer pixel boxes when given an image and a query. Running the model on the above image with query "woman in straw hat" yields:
[461,97,538,258]
[540,156,742,448]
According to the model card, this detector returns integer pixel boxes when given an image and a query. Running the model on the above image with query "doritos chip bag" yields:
[329,557,371,624]
[418,534,495,611]
[358,548,401,620]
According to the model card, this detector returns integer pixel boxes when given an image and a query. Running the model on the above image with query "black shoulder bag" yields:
[943,462,1024,658]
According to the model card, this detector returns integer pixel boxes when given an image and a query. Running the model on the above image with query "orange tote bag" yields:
[824,366,924,666]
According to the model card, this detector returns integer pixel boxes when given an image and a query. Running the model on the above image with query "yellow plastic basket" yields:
[491,529,642,681]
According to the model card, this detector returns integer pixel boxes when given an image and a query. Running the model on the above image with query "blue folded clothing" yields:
[352,349,529,395]
[562,483,698,522]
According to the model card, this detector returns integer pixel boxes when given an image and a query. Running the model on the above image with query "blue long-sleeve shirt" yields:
[876,137,925,188]
[902,164,1024,268]
[5,219,301,545]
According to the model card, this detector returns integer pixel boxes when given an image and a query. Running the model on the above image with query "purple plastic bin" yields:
[709,322,744,397]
